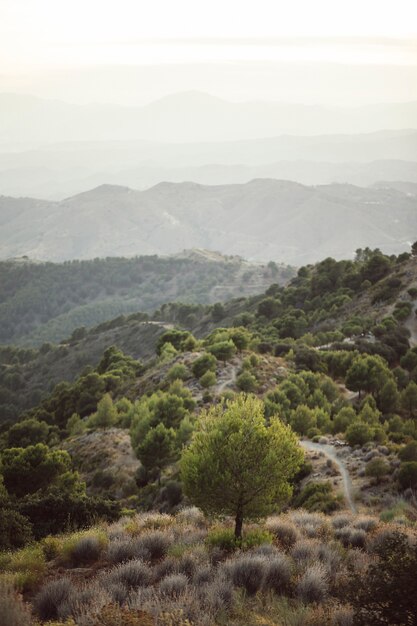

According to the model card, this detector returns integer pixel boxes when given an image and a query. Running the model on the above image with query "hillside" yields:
[2,247,417,626]
[1,179,416,265]
[0,251,291,346]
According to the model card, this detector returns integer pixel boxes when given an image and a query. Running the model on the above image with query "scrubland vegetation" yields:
[1,508,416,625]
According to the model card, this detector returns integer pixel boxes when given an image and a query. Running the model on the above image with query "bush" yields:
[347,531,417,625]
[34,578,74,621]
[296,563,328,603]
[62,533,106,565]
[398,461,417,489]
[135,531,172,562]
[206,528,237,553]
[108,559,152,589]
[335,527,366,549]
[365,458,389,483]
[398,441,417,462]
[228,555,266,595]
[345,422,373,446]
[236,371,257,392]
[293,482,341,514]
[166,364,189,382]
[199,370,216,388]
[263,554,293,594]
[0,507,32,550]
[191,353,217,379]
[0,545,46,592]
[159,573,188,597]
[240,529,273,550]
[266,518,300,549]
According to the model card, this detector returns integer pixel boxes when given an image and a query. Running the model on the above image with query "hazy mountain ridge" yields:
[2,92,417,144]
[1,127,415,199]
[0,179,415,265]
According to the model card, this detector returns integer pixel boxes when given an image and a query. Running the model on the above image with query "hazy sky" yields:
[1,0,416,104]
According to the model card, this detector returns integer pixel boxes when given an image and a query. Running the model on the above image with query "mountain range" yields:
[1,179,416,265]
[2,92,417,145]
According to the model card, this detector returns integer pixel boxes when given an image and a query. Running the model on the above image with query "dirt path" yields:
[300,440,357,513]
[217,363,238,394]
[404,299,417,347]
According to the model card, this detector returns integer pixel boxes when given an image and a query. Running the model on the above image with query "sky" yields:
[0,0,416,104]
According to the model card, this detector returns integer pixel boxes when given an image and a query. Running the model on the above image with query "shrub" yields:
[240,529,273,550]
[206,528,237,553]
[191,354,217,379]
[352,516,377,532]
[296,563,328,603]
[167,364,189,382]
[108,559,152,589]
[335,527,366,549]
[1,545,46,592]
[331,514,352,529]
[398,440,417,462]
[398,461,417,489]
[135,531,172,562]
[365,458,389,484]
[236,371,257,392]
[266,518,300,549]
[228,555,266,595]
[0,580,32,626]
[62,533,105,565]
[34,578,74,621]
[176,506,206,527]
[199,370,216,388]
[159,573,188,597]
[263,554,293,594]
[293,482,341,514]
[291,539,319,565]
[0,507,32,551]
[345,422,373,446]
[107,539,144,564]
[347,531,417,626]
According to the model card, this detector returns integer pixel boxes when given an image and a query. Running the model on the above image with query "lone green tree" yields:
[180,395,303,539]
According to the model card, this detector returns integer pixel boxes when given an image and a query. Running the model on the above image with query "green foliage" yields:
[166,364,189,382]
[181,395,303,537]
[136,424,176,481]
[1,443,73,497]
[345,421,373,446]
[365,458,390,483]
[290,405,317,436]
[199,370,216,388]
[157,330,196,355]
[293,481,341,513]
[348,531,417,625]
[398,462,417,490]
[87,393,117,429]
[398,441,417,462]
[207,340,237,362]
[236,370,257,392]
[191,353,217,378]
[400,382,417,418]
[3,418,51,449]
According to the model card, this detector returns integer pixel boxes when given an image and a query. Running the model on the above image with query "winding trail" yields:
[404,299,417,347]
[300,440,357,513]
[217,364,238,394]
